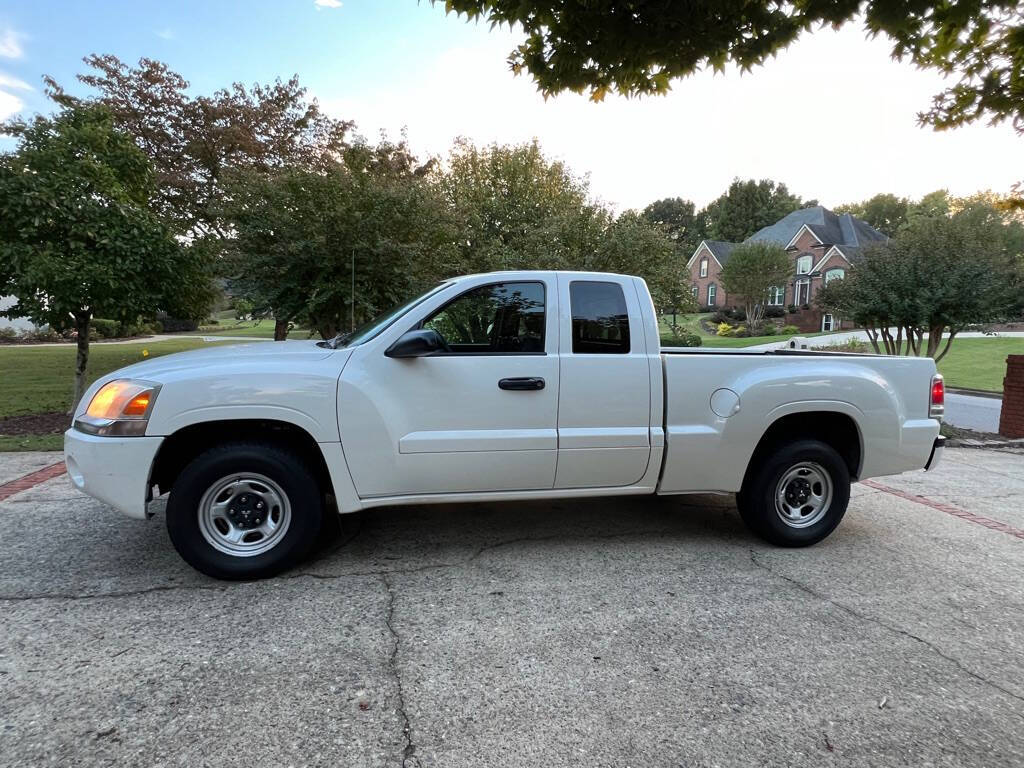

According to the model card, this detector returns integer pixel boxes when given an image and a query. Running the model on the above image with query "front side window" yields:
[707,283,717,306]
[691,284,699,298]
[570,281,630,354]
[699,258,708,278]
[422,281,545,354]
[796,255,812,274]
[768,286,784,306]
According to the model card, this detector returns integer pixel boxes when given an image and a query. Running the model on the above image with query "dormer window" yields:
[796,255,812,275]
[700,258,708,278]
[825,268,845,283]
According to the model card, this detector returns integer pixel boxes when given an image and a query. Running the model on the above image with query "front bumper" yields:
[64,428,164,519]
[925,435,945,471]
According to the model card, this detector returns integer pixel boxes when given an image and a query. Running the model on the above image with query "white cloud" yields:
[0,28,22,59]
[156,27,175,40]
[321,23,1022,211]
[0,89,23,122]
[315,0,342,8]
[0,72,30,91]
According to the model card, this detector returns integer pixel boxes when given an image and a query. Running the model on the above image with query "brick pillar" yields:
[998,355,1024,438]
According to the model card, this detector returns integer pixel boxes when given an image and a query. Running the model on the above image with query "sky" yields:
[0,0,1020,212]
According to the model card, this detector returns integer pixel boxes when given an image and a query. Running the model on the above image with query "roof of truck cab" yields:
[445,270,639,282]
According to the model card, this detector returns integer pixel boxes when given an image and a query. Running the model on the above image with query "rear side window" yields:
[570,281,630,354]
[422,281,545,354]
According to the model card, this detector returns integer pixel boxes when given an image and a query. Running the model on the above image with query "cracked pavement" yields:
[1,447,1023,767]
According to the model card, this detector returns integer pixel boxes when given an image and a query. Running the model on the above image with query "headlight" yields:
[75,379,161,436]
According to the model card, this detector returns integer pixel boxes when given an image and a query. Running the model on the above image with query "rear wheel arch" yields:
[743,410,863,488]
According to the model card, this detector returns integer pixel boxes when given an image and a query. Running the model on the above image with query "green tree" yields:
[222,138,455,341]
[439,139,594,273]
[704,179,808,242]
[437,1,1024,135]
[718,242,793,333]
[641,197,707,257]
[0,104,214,409]
[47,55,353,238]
[835,193,909,236]
[816,202,1021,360]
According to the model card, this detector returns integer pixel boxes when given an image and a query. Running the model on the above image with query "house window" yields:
[825,268,844,284]
[767,286,784,306]
[691,284,698,299]
[821,314,836,332]
[795,279,810,305]
[796,255,812,275]
[707,283,717,306]
[699,258,708,278]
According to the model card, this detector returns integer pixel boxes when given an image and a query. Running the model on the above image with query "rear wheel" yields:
[737,439,850,547]
[166,442,323,579]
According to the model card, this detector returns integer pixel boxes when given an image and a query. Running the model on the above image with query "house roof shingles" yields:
[745,206,889,249]
[693,206,888,268]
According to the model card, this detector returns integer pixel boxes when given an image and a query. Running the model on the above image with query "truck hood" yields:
[109,340,341,382]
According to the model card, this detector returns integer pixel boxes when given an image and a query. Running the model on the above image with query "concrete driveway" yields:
[1,448,1022,767]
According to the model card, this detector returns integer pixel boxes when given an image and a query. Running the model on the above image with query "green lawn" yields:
[183,318,317,339]
[659,313,827,348]
[936,337,1024,393]
[0,338,247,451]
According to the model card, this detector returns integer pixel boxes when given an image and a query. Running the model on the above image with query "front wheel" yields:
[737,439,850,547]
[166,442,324,579]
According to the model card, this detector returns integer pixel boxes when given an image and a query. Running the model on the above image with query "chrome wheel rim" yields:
[198,473,291,557]
[774,462,832,529]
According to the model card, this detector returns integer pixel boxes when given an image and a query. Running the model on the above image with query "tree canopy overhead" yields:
[437,1,1024,135]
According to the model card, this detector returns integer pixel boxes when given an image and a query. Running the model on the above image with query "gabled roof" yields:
[687,239,739,268]
[745,206,889,249]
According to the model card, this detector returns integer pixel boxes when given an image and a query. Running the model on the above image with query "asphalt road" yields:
[1,448,1023,767]
[945,392,1002,433]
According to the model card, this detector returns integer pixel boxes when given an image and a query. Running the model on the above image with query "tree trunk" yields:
[273,317,289,341]
[865,326,881,355]
[934,329,958,362]
[70,313,91,415]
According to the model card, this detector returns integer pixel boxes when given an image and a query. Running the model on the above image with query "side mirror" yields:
[385,329,446,358]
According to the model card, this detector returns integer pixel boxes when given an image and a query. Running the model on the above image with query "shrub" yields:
[760,324,777,336]
[0,327,17,342]
[764,306,785,318]
[780,324,800,335]
[92,318,119,338]
[698,305,716,313]
[815,339,870,354]
[22,327,63,342]
[674,330,702,347]
[730,307,746,321]
[733,324,748,337]
[787,304,797,313]
[155,312,198,332]
[716,322,734,337]
[710,310,731,324]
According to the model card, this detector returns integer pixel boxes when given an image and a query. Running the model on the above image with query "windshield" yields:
[322,282,451,349]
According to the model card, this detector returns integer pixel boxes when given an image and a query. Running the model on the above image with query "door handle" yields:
[498,377,545,391]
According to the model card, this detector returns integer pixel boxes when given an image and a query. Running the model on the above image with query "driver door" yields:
[338,278,560,497]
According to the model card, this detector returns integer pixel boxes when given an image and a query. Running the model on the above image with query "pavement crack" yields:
[381,572,421,768]
[749,550,1024,712]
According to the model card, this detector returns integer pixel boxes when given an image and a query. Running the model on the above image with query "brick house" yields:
[686,206,889,332]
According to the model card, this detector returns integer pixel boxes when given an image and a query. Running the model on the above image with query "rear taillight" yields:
[929,374,944,419]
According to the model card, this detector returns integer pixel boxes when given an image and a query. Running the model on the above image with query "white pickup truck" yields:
[65,271,945,579]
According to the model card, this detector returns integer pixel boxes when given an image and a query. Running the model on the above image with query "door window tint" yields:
[422,282,545,353]
[570,281,630,354]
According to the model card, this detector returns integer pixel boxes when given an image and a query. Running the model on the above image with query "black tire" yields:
[166,441,324,580]
[737,439,850,547]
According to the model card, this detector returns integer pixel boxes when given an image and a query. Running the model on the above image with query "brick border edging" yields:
[0,462,67,502]
[863,479,1024,540]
